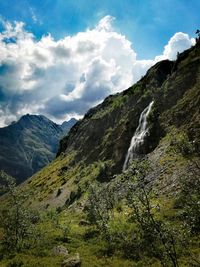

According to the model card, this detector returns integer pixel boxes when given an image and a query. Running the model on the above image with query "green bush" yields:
[7,258,24,267]
[172,132,195,156]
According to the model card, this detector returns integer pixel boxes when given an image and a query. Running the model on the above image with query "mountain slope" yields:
[22,41,200,209]
[0,115,77,183]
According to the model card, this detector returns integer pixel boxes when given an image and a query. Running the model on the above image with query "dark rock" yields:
[56,188,62,197]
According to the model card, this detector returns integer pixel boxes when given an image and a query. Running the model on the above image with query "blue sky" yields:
[0,0,198,126]
[0,0,199,59]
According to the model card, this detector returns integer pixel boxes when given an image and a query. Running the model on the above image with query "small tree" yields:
[0,171,39,254]
[87,184,115,244]
[196,29,200,38]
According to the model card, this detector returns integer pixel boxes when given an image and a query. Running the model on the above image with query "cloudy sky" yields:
[0,0,199,127]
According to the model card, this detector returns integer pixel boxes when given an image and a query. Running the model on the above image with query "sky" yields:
[0,0,199,126]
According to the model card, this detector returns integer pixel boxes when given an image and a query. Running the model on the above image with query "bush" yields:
[7,258,24,267]
[172,132,195,156]
[87,184,114,244]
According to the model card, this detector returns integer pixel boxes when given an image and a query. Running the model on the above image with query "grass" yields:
[1,146,200,267]
[0,207,165,267]
[1,198,199,267]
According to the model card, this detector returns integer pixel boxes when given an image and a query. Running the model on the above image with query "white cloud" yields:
[0,16,195,127]
[96,15,114,32]
[156,32,195,61]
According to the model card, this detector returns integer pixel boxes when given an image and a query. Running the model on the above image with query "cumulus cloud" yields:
[156,32,195,61]
[0,16,195,127]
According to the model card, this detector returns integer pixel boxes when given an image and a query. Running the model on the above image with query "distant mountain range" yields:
[0,115,77,184]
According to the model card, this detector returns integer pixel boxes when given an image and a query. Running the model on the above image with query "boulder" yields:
[52,245,69,257]
[61,253,81,267]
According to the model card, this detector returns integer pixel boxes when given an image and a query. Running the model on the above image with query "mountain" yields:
[23,41,200,208]
[61,118,78,132]
[0,115,77,184]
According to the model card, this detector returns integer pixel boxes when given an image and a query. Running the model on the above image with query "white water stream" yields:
[123,101,154,171]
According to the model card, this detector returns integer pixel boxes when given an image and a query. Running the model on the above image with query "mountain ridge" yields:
[0,114,77,184]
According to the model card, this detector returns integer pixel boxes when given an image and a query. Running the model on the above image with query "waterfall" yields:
[123,101,154,171]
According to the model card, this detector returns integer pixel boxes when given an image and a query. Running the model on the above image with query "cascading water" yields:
[123,101,154,171]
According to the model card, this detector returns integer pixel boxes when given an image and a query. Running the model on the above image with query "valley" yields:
[0,41,200,267]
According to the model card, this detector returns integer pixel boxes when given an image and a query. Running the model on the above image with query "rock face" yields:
[0,115,77,184]
[58,59,174,176]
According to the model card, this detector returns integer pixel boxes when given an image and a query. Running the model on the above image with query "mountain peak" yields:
[61,118,77,131]
[0,114,76,184]
[19,113,50,123]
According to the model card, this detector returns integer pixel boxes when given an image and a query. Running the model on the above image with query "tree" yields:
[87,184,115,244]
[0,171,39,254]
[126,161,179,266]
[86,161,180,265]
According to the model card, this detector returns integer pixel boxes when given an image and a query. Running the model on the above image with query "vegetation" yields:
[0,171,40,255]
[86,161,179,266]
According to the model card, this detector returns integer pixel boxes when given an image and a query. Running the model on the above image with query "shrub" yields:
[7,258,23,267]
[172,132,195,156]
